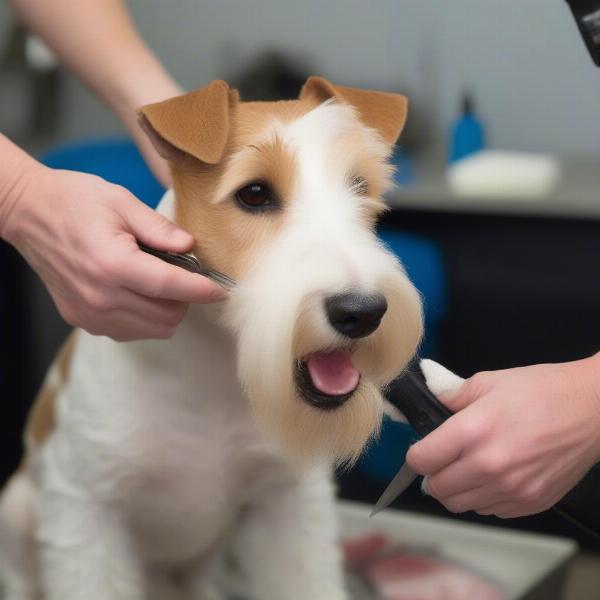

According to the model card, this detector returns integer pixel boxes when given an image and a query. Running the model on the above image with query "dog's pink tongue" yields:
[306,351,360,396]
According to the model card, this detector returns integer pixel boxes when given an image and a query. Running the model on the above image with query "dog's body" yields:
[1,302,344,600]
[0,78,423,599]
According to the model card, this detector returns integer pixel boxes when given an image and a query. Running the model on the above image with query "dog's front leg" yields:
[236,467,348,600]
[37,481,145,600]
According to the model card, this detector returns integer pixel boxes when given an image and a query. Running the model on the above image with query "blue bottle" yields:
[449,93,485,163]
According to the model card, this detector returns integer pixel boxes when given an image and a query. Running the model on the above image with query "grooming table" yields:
[339,501,577,600]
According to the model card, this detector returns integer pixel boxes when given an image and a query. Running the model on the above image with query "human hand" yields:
[2,162,226,341]
[407,357,600,518]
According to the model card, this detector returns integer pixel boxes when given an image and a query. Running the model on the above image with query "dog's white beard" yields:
[225,235,423,466]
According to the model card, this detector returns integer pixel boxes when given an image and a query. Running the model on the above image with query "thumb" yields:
[120,195,194,253]
[420,359,479,412]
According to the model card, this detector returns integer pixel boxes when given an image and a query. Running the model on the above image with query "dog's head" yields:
[138,77,423,465]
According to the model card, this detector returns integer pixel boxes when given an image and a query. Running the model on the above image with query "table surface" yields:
[340,501,577,600]
[386,157,600,221]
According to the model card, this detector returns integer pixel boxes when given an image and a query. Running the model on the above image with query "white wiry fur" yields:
[0,102,422,600]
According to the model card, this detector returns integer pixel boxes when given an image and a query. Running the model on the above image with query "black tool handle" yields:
[566,0,600,67]
[385,364,453,438]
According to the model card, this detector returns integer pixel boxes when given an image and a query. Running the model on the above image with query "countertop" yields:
[386,157,600,221]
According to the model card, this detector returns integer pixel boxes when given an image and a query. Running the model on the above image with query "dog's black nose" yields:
[325,292,388,339]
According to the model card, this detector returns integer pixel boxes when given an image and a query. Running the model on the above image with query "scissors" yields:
[138,243,236,290]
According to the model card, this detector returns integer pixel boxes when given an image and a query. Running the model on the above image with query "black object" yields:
[386,361,452,438]
[385,360,600,539]
[231,51,310,101]
[461,92,474,117]
[0,241,33,486]
[566,0,600,66]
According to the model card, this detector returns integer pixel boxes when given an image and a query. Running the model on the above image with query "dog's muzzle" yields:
[295,292,388,411]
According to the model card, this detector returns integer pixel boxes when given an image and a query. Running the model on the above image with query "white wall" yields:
[437,0,600,155]
[5,0,600,155]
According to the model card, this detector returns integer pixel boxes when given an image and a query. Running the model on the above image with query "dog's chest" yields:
[64,312,291,565]
[121,375,287,564]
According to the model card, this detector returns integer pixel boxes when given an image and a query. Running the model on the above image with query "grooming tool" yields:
[138,243,236,290]
[370,461,420,518]
[371,361,452,516]
[566,0,600,66]
[372,360,600,539]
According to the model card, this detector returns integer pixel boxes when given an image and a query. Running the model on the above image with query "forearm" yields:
[9,0,181,185]
[0,134,40,243]
[8,0,181,125]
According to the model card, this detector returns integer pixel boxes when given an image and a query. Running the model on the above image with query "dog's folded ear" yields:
[300,76,408,146]
[137,80,239,165]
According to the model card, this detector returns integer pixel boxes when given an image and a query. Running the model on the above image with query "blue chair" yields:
[41,139,447,481]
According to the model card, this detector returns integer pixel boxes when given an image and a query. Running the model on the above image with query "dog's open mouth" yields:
[296,351,361,411]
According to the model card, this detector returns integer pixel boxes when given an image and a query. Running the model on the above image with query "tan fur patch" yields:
[215,136,298,207]
[300,76,408,146]
[172,100,313,281]
[25,331,78,450]
[138,80,236,165]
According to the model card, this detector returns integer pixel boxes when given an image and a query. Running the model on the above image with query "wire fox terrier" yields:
[0,76,423,600]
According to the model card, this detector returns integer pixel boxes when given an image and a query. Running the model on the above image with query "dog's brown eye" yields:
[350,176,369,196]
[235,182,277,212]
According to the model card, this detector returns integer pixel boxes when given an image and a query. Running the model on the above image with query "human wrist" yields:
[107,59,181,187]
[106,51,182,130]
[0,139,46,245]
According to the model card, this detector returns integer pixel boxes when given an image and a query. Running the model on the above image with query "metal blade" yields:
[370,462,419,517]
[204,268,236,290]
[138,244,236,290]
